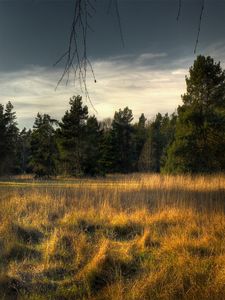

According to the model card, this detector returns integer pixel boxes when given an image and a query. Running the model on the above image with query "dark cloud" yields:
[0,0,225,72]
[1,0,225,128]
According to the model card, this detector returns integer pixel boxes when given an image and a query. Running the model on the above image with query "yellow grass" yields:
[0,174,225,299]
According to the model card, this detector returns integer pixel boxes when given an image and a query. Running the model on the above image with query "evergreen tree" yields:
[160,113,177,169]
[148,113,163,172]
[0,104,6,175]
[16,128,32,174]
[98,118,114,174]
[138,113,176,172]
[58,95,88,176]
[164,56,225,173]
[30,113,58,177]
[133,113,147,169]
[0,102,19,175]
[110,107,134,173]
[98,128,115,174]
[83,116,103,176]
[99,118,112,132]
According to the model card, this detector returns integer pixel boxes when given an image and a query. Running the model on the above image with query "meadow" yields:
[0,174,225,300]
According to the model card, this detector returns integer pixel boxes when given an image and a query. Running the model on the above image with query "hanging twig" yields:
[54,0,97,111]
[114,0,124,47]
[194,0,205,54]
[176,0,182,21]
[55,0,206,101]
[55,0,124,110]
[54,0,118,90]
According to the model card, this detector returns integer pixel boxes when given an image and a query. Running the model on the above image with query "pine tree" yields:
[30,113,58,177]
[110,107,134,173]
[97,118,114,174]
[0,102,19,175]
[133,113,147,170]
[16,128,32,174]
[58,95,88,176]
[138,113,176,172]
[83,116,103,176]
[0,104,6,175]
[164,55,225,173]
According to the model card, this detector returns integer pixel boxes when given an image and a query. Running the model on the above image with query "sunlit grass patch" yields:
[0,174,224,299]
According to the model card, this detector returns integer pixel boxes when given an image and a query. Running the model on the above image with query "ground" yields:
[0,174,225,300]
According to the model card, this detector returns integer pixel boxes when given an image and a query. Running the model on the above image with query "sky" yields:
[1,0,225,128]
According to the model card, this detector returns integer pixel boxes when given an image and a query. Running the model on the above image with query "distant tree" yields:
[83,115,103,176]
[164,55,225,173]
[135,113,147,155]
[160,113,177,169]
[133,113,147,170]
[137,113,147,128]
[30,113,58,177]
[0,104,5,175]
[16,128,32,174]
[110,107,134,172]
[99,118,112,132]
[98,127,115,174]
[0,102,19,175]
[58,95,88,176]
[98,118,114,174]
[138,113,176,172]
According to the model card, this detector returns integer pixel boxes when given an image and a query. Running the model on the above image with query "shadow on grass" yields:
[4,244,41,262]
[12,224,44,245]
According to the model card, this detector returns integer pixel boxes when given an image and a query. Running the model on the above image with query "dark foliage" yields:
[0,55,224,177]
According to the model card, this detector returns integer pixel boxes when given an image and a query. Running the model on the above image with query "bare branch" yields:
[194,0,205,54]
[55,0,206,104]
[114,0,124,47]
[176,0,182,22]
[55,0,97,111]
[55,0,124,110]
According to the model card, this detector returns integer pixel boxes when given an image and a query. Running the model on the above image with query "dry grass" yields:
[0,174,224,299]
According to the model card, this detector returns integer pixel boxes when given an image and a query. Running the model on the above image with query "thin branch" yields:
[176,0,182,22]
[55,0,124,110]
[194,0,205,54]
[114,0,124,47]
[55,0,97,112]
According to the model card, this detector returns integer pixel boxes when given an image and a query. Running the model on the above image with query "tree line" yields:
[0,55,225,177]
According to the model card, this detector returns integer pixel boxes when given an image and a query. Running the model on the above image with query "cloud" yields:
[200,41,225,66]
[0,51,200,129]
[137,52,167,64]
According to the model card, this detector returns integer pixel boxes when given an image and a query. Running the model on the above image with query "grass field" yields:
[0,174,225,300]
